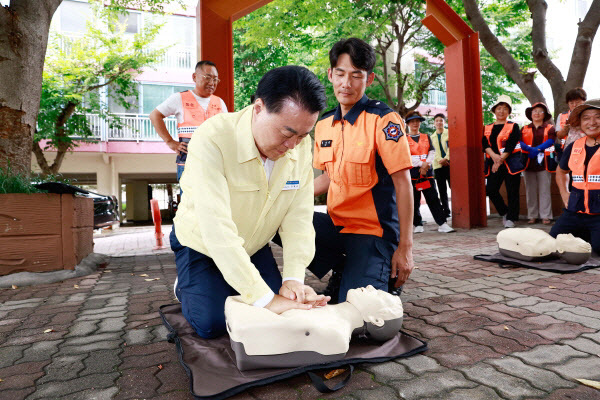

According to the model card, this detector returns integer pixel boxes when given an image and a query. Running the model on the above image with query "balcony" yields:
[84,113,178,142]
[57,35,194,71]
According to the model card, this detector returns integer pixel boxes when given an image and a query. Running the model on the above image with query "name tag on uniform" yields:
[283,180,300,190]
[321,140,332,147]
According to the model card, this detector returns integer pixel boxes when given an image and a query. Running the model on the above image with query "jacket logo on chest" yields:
[321,140,332,148]
[572,147,583,155]
[383,122,403,142]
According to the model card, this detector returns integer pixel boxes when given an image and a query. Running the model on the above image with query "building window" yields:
[118,11,140,35]
[141,84,194,114]
[60,0,91,33]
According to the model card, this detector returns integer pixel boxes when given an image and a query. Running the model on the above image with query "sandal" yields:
[527,218,536,224]
[542,219,552,225]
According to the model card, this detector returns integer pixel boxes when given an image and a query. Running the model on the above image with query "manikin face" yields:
[580,109,600,138]
[328,53,374,112]
[346,285,403,326]
[434,116,445,130]
[252,98,319,161]
[408,119,421,134]
[568,98,585,112]
[531,106,546,124]
[494,104,510,121]
[192,64,219,97]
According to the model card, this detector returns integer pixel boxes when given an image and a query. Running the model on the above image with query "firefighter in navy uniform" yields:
[311,38,414,303]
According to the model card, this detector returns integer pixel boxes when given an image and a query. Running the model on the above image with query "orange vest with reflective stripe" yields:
[408,134,433,180]
[177,91,223,139]
[176,91,224,165]
[521,124,556,172]
[483,122,524,175]
[567,137,600,214]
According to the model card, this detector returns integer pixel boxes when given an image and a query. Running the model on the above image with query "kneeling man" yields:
[171,66,329,338]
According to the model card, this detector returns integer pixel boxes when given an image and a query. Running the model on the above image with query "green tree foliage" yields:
[233,0,529,123]
[33,5,166,175]
[234,0,448,116]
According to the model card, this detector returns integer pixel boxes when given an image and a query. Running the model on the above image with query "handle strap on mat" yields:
[307,365,354,393]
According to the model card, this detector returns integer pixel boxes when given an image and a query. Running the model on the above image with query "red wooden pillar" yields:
[423,0,487,228]
[196,0,274,112]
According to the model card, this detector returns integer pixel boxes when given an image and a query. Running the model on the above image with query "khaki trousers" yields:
[523,170,553,220]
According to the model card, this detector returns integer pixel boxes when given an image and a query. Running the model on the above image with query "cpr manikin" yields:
[497,228,591,264]
[225,285,403,371]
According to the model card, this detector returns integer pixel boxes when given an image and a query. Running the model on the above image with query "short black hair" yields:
[255,66,326,114]
[329,38,376,75]
[195,60,217,71]
[433,113,446,120]
[565,87,587,103]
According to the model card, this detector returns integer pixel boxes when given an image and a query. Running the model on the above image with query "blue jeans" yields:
[550,208,600,254]
[170,226,282,338]
[176,164,185,182]
[176,164,185,196]
[308,212,397,303]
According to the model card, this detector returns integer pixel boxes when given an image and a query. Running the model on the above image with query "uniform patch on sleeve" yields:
[382,121,403,142]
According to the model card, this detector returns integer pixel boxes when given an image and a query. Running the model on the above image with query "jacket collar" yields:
[237,105,298,163]
[332,94,369,126]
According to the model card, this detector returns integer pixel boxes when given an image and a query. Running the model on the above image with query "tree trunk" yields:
[0,1,62,177]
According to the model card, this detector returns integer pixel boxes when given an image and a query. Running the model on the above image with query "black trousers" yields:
[413,180,447,226]
[486,164,521,221]
[434,166,451,217]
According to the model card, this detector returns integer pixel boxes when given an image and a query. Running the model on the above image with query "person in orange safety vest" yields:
[150,60,227,182]
[551,99,600,254]
[518,102,556,225]
[405,111,454,234]
[482,95,522,228]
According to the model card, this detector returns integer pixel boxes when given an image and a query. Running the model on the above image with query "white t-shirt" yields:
[155,91,228,123]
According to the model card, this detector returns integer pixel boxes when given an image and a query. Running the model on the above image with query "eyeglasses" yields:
[200,74,220,84]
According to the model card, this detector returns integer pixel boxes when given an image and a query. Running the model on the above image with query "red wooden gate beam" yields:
[196,0,274,112]
[423,0,487,228]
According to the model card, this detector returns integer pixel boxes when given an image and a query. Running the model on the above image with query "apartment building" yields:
[31,0,198,222]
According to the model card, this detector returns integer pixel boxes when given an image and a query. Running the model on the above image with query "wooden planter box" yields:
[0,193,93,276]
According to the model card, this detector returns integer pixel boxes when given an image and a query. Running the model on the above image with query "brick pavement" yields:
[1,217,599,399]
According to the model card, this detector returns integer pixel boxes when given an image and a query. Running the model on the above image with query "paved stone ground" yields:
[1,217,600,400]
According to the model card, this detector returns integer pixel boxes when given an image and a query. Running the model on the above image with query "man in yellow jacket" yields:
[171,66,330,338]
[431,113,451,218]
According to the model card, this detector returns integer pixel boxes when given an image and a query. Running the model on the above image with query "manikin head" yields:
[346,286,404,341]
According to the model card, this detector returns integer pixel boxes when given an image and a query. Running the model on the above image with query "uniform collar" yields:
[237,105,262,163]
[332,94,369,126]
[236,105,298,163]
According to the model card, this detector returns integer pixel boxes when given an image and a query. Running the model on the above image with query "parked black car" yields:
[34,182,120,229]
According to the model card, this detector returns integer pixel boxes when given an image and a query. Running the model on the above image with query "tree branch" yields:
[565,0,600,92]
[527,0,564,107]
[463,0,546,104]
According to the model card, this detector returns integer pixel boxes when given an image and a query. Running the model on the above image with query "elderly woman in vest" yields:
[551,99,600,254]
[519,102,556,225]
[482,95,523,228]
[405,111,454,234]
